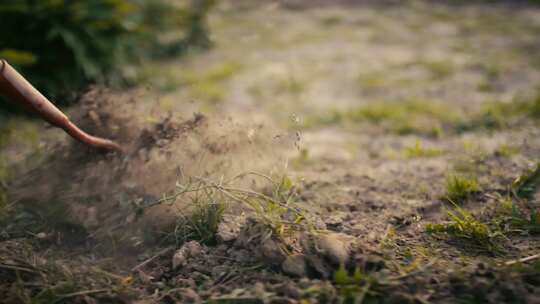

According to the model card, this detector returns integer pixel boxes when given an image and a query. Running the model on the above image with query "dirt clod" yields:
[172,241,203,269]
[303,232,354,265]
[281,254,308,277]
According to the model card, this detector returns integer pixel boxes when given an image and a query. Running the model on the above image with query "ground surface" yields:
[1,1,540,303]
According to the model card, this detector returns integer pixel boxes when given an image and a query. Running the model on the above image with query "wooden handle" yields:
[0,59,122,152]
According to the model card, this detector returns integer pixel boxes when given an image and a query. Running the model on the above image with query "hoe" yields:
[0,59,122,152]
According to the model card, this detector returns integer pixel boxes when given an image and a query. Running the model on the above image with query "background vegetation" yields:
[0,0,214,105]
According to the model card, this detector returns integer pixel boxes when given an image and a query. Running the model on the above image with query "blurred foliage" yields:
[0,0,215,104]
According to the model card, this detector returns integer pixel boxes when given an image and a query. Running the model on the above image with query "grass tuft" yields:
[512,162,540,200]
[426,206,500,249]
[299,99,455,136]
[152,172,306,246]
[403,140,444,158]
[444,173,480,203]
[173,197,225,246]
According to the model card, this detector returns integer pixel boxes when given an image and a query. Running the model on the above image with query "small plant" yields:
[150,171,306,245]
[403,140,444,158]
[444,173,480,203]
[332,260,435,303]
[173,196,225,246]
[508,204,540,235]
[494,185,540,235]
[426,206,501,249]
[512,162,540,200]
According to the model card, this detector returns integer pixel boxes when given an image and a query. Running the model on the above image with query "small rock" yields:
[303,232,354,265]
[316,233,354,264]
[304,254,332,279]
[217,214,246,242]
[179,288,201,303]
[172,241,203,269]
[281,254,307,277]
[324,212,348,227]
[260,238,287,265]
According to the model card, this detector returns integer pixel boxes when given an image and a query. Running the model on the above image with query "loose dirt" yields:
[1,1,540,303]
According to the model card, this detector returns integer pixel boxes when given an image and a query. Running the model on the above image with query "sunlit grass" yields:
[403,140,445,158]
[299,98,456,136]
[426,206,502,250]
[297,89,540,136]
[444,173,480,203]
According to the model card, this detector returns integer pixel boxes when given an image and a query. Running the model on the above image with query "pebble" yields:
[260,238,287,265]
[281,254,307,277]
[172,241,203,269]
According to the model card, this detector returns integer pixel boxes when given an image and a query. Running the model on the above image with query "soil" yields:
[1,1,540,303]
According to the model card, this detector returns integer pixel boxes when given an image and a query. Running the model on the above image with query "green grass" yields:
[512,162,540,200]
[508,204,540,235]
[181,61,242,103]
[173,197,225,246]
[426,206,499,248]
[403,140,444,158]
[297,89,540,135]
[494,144,519,157]
[495,194,540,235]
[459,93,540,131]
[299,99,455,136]
[154,172,306,246]
[444,173,480,203]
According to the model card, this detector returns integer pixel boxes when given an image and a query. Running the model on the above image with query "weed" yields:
[403,140,444,158]
[512,162,540,200]
[151,172,306,245]
[426,206,501,249]
[173,196,225,245]
[508,204,540,235]
[495,195,514,217]
[444,173,480,203]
